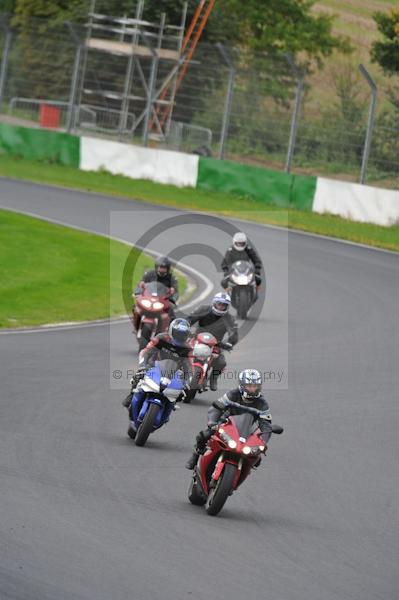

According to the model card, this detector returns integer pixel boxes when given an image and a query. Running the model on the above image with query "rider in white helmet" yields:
[221,232,263,289]
[187,292,238,391]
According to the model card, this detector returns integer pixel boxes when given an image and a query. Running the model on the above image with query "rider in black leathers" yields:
[134,256,179,318]
[187,293,238,391]
[221,232,263,289]
[122,319,192,409]
[185,369,273,470]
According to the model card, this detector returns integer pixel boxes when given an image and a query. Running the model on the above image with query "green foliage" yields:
[371,109,399,173]
[371,10,399,76]
[12,0,86,26]
[7,0,350,64]
[214,0,350,63]
[0,0,16,13]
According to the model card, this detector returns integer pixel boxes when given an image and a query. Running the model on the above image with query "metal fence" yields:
[0,15,398,186]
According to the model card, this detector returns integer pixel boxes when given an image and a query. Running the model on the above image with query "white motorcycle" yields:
[227,260,258,319]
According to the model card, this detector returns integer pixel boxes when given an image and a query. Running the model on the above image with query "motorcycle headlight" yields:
[242,446,251,455]
[231,273,246,284]
[152,301,164,310]
[141,299,152,308]
[228,439,237,449]
[259,445,265,452]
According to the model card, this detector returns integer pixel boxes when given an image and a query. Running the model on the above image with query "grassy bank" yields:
[0,156,398,252]
[0,209,186,328]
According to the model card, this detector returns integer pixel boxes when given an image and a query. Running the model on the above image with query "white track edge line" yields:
[0,206,214,335]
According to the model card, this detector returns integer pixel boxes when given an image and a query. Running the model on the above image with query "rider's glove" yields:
[132,367,146,383]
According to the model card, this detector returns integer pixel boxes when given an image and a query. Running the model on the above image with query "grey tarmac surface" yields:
[0,178,398,600]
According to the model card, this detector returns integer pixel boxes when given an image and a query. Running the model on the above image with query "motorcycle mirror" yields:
[272,424,284,435]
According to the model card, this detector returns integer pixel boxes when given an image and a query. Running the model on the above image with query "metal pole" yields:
[67,44,82,133]
[285,57,304,173]
[0,29,12,111]
[73,0,95,130]
[141,23,162,146]
[217,43,235,160]
[118,0,144,138]
[359,63,378,185]
[165,1,188,136]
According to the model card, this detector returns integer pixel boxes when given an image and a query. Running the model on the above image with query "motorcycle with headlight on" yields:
[188,400,283,516]
[226,260,257,320]
[183,332,219,404]
[128,359,184,447]
[132,281,174,350]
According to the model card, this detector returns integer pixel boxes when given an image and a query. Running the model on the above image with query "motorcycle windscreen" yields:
[231,260,254,276]
[156,359,185,390]
[143,281,170,297]
[230,413,257,438]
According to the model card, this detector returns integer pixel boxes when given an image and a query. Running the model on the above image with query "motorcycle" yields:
[128,359,184,447]
[226,260,258,320]
[188,400,283,516]
[132,281,174,350]
[183,331,219,404]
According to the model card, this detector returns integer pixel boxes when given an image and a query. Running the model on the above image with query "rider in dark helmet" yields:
[221,232,263,289]
[187,292,238,391]
[122,318,192,409]
[185,369,273,470]
[134,256,179,317]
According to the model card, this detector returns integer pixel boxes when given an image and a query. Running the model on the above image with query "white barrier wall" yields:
[313,178,399,227]
[80,137,199,188]
[80,134,399,228]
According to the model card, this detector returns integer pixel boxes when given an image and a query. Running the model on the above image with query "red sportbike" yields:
[188,400,283,516]
[183,332,222,404]
[132,281,174,350]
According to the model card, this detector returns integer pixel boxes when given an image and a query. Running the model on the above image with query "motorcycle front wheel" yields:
[237,287,250,320]
[205,462,237,516]
[135,403,160,447]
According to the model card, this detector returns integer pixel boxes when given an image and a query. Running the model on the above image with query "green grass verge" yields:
[0,208,186,328]
[0,155,398,252]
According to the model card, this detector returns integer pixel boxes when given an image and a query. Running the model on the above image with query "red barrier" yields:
[39,104,61,129]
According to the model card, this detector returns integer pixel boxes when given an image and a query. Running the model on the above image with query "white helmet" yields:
[232,232,247,251]
[211,292,231,316]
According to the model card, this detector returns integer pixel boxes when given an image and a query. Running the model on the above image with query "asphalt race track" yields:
[1,178,398,600]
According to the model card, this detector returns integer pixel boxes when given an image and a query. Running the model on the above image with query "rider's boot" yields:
[185,451,200,470]
[122,391,133,409]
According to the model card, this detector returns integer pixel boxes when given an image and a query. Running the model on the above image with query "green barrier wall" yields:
[0,123,80,167]
[290,174,317,211]
[197,157,317,210]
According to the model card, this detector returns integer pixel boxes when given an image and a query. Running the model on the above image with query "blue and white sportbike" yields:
[128,359,184,447]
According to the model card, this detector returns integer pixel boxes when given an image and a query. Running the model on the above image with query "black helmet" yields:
[155,256,172,278]
[168,318,190,346]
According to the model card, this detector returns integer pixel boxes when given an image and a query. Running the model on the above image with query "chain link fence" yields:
[0,15,398,187]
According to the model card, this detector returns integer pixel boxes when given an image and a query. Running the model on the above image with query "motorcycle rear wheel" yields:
[135,403,160,447]
[205,462,237,516]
